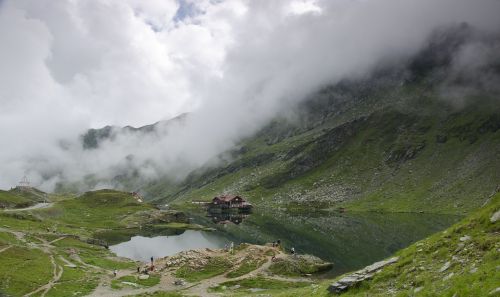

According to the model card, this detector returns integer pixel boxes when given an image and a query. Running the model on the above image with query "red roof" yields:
[213,195,244,202]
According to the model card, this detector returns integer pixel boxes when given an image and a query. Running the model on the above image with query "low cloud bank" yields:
[0,0,499,191]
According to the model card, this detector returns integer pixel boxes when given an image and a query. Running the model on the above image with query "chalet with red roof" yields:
[211,195,252,210]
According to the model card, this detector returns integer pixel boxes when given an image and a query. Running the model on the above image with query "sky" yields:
[1,0,500,191]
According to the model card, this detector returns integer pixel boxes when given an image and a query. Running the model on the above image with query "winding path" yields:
[3,202,53,212]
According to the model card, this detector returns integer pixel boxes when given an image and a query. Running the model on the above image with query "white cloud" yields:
[0,0,499,191]
[286,0,322,16]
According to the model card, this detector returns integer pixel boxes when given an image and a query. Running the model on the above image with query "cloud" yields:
[0,0,499,191]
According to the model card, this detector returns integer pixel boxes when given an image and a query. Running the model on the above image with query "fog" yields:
[1,0,499,191]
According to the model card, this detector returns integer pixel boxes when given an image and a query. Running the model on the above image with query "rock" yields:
[444,272,454,280]
[328,257,399,294]
[469,267,478,273]
[414,286,423,293]
[64,264,77,268]
[174,279,186,286]
[439,261,451,272]
[363,257,399,274]
[460,235,471,242]
[491,210,500,223]
[489,287,500,295]
[138,274,149,280]
[121,281,139,287]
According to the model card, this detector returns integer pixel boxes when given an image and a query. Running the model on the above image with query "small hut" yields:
[211,195,252,210]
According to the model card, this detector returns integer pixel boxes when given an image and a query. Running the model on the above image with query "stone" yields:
[439,261,451,272]
[363,257,399,274]
[489,287,500,295]
[491,210,500,223]
[469,267,478,273]
[460,235,471,242]
[174,279,186,286]
[138,274,149,280]
[414,286,423,293]
[328,257,399,294]
[444,272,454,280]
[121,281,139,287]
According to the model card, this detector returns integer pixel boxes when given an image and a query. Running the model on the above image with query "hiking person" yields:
[291,247,295,255]
[113,269,117,277]
[150,256,154,264]
[137,267,140,273]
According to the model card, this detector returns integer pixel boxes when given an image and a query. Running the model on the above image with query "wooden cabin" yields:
[211,195,252,210]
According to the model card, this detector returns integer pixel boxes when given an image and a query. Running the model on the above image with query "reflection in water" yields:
[110,207,460,277]
[191,209,461,277]
[109,230,226,262]
[207,211,251,225]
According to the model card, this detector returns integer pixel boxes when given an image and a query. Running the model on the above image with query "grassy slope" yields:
[0,187,47,208]
[150,88,500,215]
[0,189,176,297]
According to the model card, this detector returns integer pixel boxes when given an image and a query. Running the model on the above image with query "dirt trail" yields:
[0,245,12,253]
[3,202,53,212]
[91,246,315,297]
[185,249,311,297]
[24,255,63,297]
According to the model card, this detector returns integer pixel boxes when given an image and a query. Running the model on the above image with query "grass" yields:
[0,246,53,296]
[52,237,135,270]
[0,190,32,208]
[38,189,153,230]
[210,276,310,293]
[127,291,186,297]
[226,257,266,278]
[45,265,98,297]
[268,256,333,277]
[175,257,232,282]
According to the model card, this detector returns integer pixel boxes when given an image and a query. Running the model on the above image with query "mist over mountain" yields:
[1,0,499,194]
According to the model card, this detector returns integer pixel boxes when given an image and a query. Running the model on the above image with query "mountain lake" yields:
[110,208,461,277]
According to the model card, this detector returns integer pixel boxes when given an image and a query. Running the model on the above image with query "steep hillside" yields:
[147,84,500,215]
[66,25,500,215]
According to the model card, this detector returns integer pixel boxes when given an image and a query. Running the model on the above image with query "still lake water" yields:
[110,209,460,276]
[109,230,227,262]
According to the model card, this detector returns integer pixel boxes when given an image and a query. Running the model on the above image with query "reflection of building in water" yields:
[208,212,250,225]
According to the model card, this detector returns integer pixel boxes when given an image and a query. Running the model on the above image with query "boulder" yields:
[174,279,186,286]
[459,235,471,242]
[490,210,500,223]
[328,257,399,294]
[439,261,451,272]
